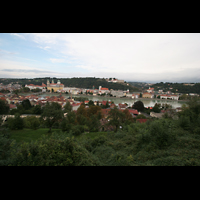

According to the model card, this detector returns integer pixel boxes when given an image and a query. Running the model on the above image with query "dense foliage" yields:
[1,98,200,166]
[0,99,10,114]
[152,82,200,94]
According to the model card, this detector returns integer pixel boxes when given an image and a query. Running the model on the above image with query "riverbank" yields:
[62,93,189,102]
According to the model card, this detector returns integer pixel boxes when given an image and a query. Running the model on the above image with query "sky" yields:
[0,33,200,83]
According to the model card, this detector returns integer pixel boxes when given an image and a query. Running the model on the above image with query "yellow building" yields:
[47,79,64,92]
[142,92,153,98]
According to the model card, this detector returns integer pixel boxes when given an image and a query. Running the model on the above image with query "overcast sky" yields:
[0,33,200,83]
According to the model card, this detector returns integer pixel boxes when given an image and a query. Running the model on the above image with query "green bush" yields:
[0,128,15,166]
[91,135,107,149]
[8,132,100,166]
[7,114,24,130]
[151,156,187,166]
[136,119,176,150]
[71,125,85,136]
[178,116,191,131]
[24,116,40,130]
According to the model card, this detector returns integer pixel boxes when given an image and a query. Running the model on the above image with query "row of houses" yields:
[0,83,22,92]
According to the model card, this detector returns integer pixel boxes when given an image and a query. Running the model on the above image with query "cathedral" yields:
[47,79,64,92]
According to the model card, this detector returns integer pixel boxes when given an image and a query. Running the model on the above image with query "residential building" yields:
[160,94,179,100]
[25,83,46,91]
[118,103,128,110]
[150,112,164,118]
[147,87,154,93]
[99,86,110,94]
[110,90,124,97]
[142,92,154,98]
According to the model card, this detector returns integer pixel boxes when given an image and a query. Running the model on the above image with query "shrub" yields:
[24,116,40,130]
[9,132,100,166]
[178,116,191,131]
[71,125,85,136]
[7,114,24,130]
[136,119,176,150]
[0,128,15,166]
[91,135,107,149]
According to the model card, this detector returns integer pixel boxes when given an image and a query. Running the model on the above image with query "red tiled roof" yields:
[9,104,17,109]
[110,103,116,108]
[118,103,127,108]
[0,97,6,101]
[101,88,109,90]
[128,109,139,115]
[136,119,148,123]
[101,109,111,116]
[72,103,82,107]
[160,94,168,96]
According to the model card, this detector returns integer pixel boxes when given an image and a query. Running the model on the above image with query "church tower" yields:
[47,79,50,87]
[52,79,54,84]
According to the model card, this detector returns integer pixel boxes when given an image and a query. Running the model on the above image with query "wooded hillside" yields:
[0,77,140,92]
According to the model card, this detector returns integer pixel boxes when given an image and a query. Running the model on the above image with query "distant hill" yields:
[0,77,141,92]
[152,82,200,94]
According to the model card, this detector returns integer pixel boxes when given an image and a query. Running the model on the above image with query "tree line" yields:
[152,82,200,94]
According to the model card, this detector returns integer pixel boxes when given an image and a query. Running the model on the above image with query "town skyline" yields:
[1,33,200,83]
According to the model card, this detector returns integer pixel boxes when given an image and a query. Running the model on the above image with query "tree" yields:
[132,101,144,112]
[51,88,54,93]
[152,103,162,113]
[76,114,87,126]
[107,107,125,132]
[87,105,101,118]
[23,87,30,93]
[122,109,134,124]
[24,116,40,130]
[88,115,101,132]
[32,105,42,115]
[88,100,94,107]
[22,99,32,110]
[76,104,87,118]
[7,113,24,130]
[0,99,10,115]
[61,111,76,132]
[41,102,63,133]
[63,101,72,113]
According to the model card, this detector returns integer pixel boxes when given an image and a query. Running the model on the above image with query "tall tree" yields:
[22,99,32,110]
[107,107,125,132]
[63,101,72,113]
[88,100,94,107]
[0,99,10,115]
[41,102,63,133]
[132,101,144,112]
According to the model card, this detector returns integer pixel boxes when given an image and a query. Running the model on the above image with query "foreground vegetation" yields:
[1,97,200,166]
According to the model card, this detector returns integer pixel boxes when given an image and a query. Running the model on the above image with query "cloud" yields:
[49,58,66,63]
[2,33,200,82]
[10,33,26,40]
[0,49,17,56]
[1,69,56,74]
[38,46,51,50]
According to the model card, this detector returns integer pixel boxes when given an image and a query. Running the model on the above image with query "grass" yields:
[10,128,111,144]
[10,128,60,143]
[76,131,112,140]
